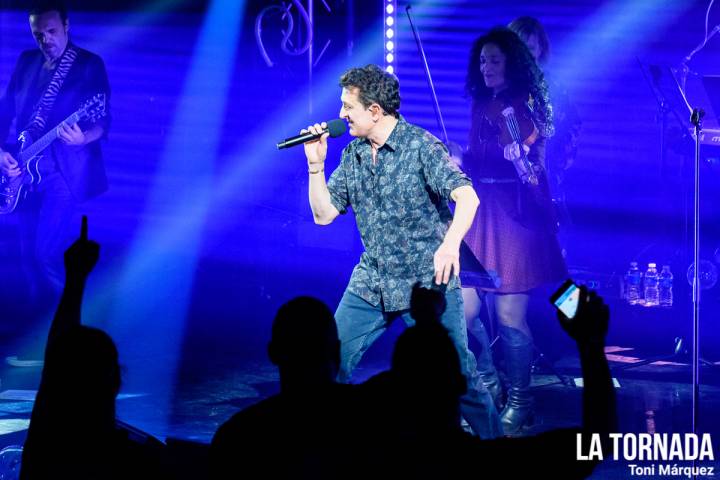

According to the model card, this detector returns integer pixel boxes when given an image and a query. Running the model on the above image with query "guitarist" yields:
[0,1,110,345]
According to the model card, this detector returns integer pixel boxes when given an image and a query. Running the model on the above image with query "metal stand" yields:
[636,60,693,177]
[634,66,708,436]
[689,107,704,439]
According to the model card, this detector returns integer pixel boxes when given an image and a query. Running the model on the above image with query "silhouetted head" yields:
[410,283,447,326]
[42,326,121,425]
[391,323,466,429]
[268,297,340,383]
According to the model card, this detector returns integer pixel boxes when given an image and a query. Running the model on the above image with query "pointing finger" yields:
[81,215,88,241]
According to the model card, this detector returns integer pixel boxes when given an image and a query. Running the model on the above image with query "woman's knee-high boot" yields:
[499,326,534,435]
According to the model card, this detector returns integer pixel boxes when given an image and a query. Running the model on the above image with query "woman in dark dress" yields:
[508,16,582,227]
[462,27,567,435]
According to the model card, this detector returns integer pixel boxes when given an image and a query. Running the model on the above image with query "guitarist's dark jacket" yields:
[0,43,110,203]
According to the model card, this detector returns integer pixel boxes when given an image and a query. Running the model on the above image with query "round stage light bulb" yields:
[386,28,394,39]
[386,65,395,74]
[686,260,718,290]
[386,41,394,51]
[386,4,394,14]
[386,53,394,63]
[386,17,394,26]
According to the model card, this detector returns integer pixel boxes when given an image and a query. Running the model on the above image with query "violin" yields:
[485,94,540,186]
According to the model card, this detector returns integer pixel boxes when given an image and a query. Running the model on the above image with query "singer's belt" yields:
[475,177,516,184]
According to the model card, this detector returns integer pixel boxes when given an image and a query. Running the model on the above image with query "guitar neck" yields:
[20,112,81,165]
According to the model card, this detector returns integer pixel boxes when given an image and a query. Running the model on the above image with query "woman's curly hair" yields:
[465,27,553,132]
[340,64,400,118]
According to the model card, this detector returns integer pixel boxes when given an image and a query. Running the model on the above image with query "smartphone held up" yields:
[550,279,580,319]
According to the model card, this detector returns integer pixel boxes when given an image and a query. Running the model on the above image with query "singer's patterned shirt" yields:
[327,116,472,311]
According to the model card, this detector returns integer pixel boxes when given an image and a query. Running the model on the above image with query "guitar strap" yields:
[20,44,79,144]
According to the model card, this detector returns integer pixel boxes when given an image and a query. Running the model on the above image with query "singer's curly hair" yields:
[465,27,552,129]
[340,64,400,118]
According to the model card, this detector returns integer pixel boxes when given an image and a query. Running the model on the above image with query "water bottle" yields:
[644,263,659,306]
[625,262,642,305]
[659,265,673,307]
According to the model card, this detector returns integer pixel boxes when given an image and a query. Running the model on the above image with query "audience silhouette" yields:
[210,296,355,479]
[20,217,165,480]
[16,223,616,479]
[355,283,616,479]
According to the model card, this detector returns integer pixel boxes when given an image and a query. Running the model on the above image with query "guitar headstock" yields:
[78,93,107,123]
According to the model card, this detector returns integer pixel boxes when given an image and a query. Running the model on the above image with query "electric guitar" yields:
[0,93,106,215]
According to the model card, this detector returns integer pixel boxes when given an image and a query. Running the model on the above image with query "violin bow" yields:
[405,4,450,146]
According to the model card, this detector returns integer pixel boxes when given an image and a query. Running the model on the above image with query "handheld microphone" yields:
[276,119,347,149]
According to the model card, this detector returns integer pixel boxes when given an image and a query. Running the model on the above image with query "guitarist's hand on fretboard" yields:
[0,150,21,178]
[57,122,87,146]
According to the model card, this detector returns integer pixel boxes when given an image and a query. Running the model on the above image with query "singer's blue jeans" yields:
[335,288,503,439]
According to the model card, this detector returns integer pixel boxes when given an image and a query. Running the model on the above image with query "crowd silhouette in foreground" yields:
[17,217,615,479]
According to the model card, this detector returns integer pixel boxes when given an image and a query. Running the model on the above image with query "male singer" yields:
[301,64,501,438]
